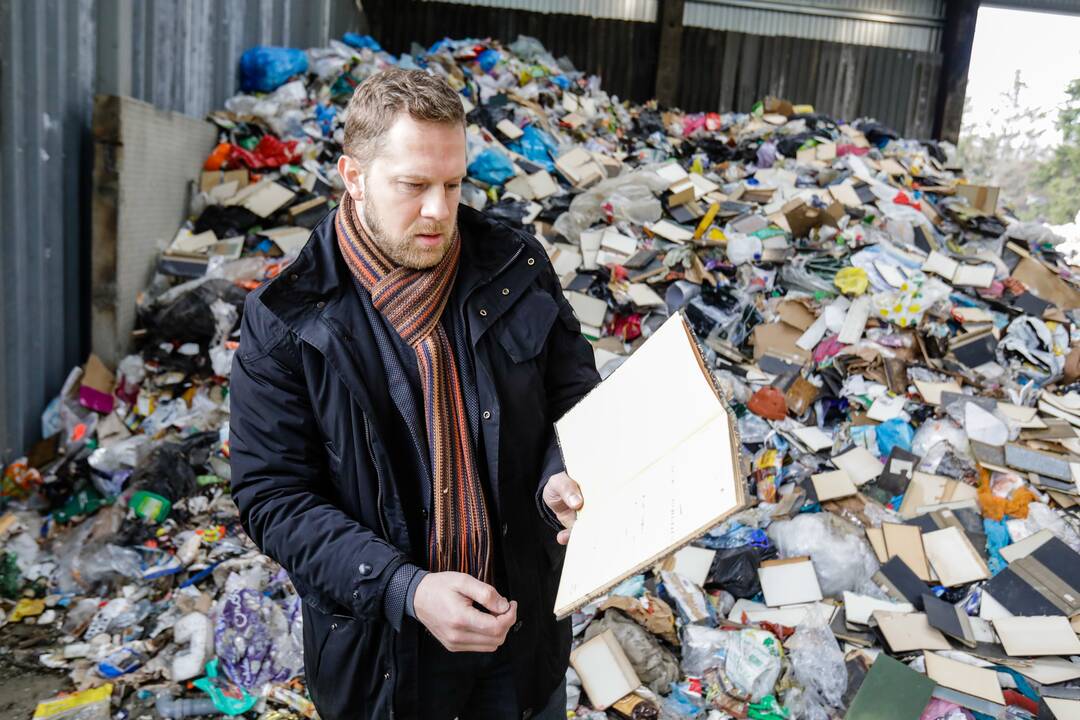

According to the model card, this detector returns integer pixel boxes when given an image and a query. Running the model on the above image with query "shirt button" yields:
[479,308,488,317]
[527,258,536,266]
[482,410,491,420]
[502,288,510,295]
[358,563,372,576]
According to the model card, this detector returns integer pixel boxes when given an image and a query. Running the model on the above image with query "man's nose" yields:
[420,187,451,222]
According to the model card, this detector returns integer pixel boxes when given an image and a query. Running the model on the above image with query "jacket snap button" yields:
[358,563,372,576]
[527,257,535,266]
[479,308,488,317]
[482,410,491,420]
[384,671,391,680]
[502,523,508,537]
[289,273,298,282]
[502,288,509,295]
[316,300,326,309]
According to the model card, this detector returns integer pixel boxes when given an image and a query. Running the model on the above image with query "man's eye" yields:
[399,182,422,190]
[447,183,461,190]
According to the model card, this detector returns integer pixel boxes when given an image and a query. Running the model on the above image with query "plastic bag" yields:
[785,607,846,719]
[507,125,558,171]
[680,625,733,676]
[871,274,950,328]
[467,148,516,186]
[767,512,880,597]
[553,170,666,244]
[704,545,776,599]
[876,418,915,456]
[724,628,783,702]
[239,46,309,93]
[911,418,968,460]
[997,316,1068,383]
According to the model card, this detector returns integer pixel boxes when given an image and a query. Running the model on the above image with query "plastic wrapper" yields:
[752,448,783,503]
[767,512,880,597]
[784,607,846,719]
[213,588,304,689]
[31,684,112,720]
[239,46,308,93]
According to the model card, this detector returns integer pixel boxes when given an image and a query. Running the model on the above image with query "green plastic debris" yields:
[0,552,21,599]
[54,486,109,523]
[193,659,257,716]
[130,491,171,523]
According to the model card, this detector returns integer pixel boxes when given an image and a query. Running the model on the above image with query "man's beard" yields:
[360,195,452,270]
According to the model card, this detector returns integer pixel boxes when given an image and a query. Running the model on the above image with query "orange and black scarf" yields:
[335,192,492,582]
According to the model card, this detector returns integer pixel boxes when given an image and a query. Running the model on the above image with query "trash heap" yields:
[3,32,1080,720]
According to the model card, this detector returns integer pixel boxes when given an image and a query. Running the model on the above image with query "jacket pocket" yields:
[303,602,375,720]
[497,289,559,363]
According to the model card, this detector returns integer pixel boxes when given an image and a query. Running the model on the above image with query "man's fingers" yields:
[455,600,516,639]
[452,575,509,615]
[557,528,571,545]
[545,472,583,511]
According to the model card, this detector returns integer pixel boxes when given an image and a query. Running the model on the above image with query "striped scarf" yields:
[334,193,492,583]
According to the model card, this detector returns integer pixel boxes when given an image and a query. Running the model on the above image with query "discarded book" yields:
[553,312,745,618]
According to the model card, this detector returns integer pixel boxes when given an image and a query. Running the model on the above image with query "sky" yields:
[963,5,1080,147]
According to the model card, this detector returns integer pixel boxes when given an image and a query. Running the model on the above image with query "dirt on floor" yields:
[0,623,73,719]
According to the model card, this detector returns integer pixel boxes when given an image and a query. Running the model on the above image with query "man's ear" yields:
[338,155,365,202]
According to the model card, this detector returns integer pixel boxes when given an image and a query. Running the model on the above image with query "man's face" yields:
[338,115,467,270]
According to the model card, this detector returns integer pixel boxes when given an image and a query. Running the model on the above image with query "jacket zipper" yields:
[363,413,390,540]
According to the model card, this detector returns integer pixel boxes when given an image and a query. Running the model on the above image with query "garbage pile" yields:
[3,32,1080,720]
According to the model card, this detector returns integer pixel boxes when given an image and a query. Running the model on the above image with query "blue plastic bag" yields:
[239,46,308,93]
[876,418,914,456]
[477,48,500,72]
[467,148,515,186]
[342,33,382,52]
[507,125,558,171]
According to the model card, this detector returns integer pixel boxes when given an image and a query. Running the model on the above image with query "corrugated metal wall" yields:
[0,0,362,461]
[677,28,942,136]
[683,0,945,53]
[419,0,660,22]
[420,0,948,51]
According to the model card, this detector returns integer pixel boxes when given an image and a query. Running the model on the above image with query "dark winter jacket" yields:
[229,205,600,719]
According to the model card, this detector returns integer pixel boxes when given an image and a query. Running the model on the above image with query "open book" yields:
[553,312,746,618]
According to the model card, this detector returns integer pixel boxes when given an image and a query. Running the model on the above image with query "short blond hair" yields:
[342,68,466,166]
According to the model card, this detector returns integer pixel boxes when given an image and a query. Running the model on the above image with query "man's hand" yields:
[542,471,583,545]
[412,572,517,652]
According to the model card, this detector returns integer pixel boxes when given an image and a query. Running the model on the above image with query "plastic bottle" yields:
[155,693,218,718]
